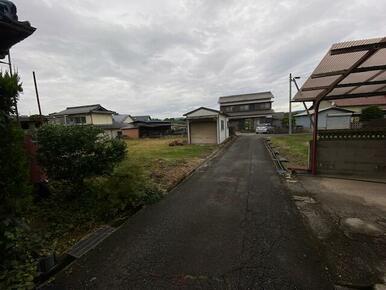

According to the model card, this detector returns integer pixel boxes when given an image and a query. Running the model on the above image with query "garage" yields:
[184,107,229,144]
[190,120,217,144]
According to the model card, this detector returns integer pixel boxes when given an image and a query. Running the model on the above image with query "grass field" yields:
[270,134,312,169]
[126,136,217,190]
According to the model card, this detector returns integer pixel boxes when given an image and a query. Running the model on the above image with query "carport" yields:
[293,37,386,176]
[184,107,229,144]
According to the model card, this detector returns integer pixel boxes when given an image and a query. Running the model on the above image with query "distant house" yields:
[49,104,115,126]
[218,92,274,132]
[19,115,47,132]
[49,104,171,138]
[49,104,121,137]
[184,107,229,144]
[116,115,171,138]
[294,107,354,130]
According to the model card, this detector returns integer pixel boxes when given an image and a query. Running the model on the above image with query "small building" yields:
[119,115,171,138]
[184,107,229,144]
[294,107,354,130]
[218,92,274,132]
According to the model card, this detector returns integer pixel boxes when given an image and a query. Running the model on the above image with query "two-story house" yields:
[218,92,274,132]
[49,104,119,136]
[49,104,115,126]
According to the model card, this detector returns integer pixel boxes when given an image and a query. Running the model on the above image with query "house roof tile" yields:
[219,92,273,104]
[54,104,114,115]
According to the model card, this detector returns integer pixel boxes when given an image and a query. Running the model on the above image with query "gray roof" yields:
[219,92,274,104]
[294,107,353,117]
[132,115,151,122]
[184,106,227,116]
[54,104,114,115]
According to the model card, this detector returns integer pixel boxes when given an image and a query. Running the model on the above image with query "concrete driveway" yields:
[44,136,332,289]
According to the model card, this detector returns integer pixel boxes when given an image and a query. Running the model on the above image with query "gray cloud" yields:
[9,0,386,117]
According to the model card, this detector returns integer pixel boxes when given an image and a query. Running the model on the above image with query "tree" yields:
[360,105,384,122]
[0,72,36,289]
[37,125,127,194]
[0,72,31,217]
[281,113,296,128]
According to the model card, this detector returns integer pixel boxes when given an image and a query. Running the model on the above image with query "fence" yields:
[315,128,386,179]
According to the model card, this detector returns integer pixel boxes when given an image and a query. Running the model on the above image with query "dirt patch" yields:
[150,158,206,191]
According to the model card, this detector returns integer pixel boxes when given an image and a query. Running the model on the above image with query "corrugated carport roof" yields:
[293,37,386,102]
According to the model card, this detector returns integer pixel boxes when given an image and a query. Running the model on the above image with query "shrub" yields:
[87,158,162,220]
[360,105,384,122]
[0,219,39,290]
[37,124,127,195]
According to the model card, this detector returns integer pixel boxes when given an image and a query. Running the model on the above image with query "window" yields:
[251,102,271,111]
[221,120,225,131]
[222,106,233,112]
[238,105,249,111]
[68,116,86,125]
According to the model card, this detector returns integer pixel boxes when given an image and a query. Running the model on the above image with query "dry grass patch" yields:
[126,136,217,190]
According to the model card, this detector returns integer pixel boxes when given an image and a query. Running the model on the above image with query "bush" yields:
[0,72,35,289]
[87,158,162,220]
[37,124,127,195]
[360,105,384,122]
[0,219,39,290]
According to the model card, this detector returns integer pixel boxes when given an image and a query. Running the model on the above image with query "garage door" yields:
[190,121,217,144]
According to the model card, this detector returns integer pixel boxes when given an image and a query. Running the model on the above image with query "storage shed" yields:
[184,107,229,144]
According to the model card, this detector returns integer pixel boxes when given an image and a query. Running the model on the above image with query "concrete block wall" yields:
[317,140,386,179]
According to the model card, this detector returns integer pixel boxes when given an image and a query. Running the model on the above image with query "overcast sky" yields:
[11,0,386,118]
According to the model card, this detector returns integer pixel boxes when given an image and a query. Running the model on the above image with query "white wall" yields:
[91,113,113,125]
[218,114,229,143]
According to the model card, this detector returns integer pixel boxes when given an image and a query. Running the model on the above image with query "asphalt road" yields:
[44,136,333,289]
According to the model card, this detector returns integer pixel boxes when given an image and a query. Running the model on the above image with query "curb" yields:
[263,137,289,176]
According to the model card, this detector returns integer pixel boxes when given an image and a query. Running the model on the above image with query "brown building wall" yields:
[122,128,139,139]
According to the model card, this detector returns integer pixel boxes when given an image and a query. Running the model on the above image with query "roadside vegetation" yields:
[126,137,216,190]
[270,134,312,169]
[0,73,217,289]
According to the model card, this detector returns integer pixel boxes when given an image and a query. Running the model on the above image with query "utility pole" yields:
[33,71,43,117]
[289,73,292,135]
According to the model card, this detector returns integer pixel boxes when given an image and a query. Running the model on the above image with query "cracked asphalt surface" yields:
[44,136,333,289]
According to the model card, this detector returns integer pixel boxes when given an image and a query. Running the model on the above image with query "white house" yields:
[184,107,229,144]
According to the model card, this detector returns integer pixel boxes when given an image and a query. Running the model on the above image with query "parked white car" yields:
[256,124,273,134]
